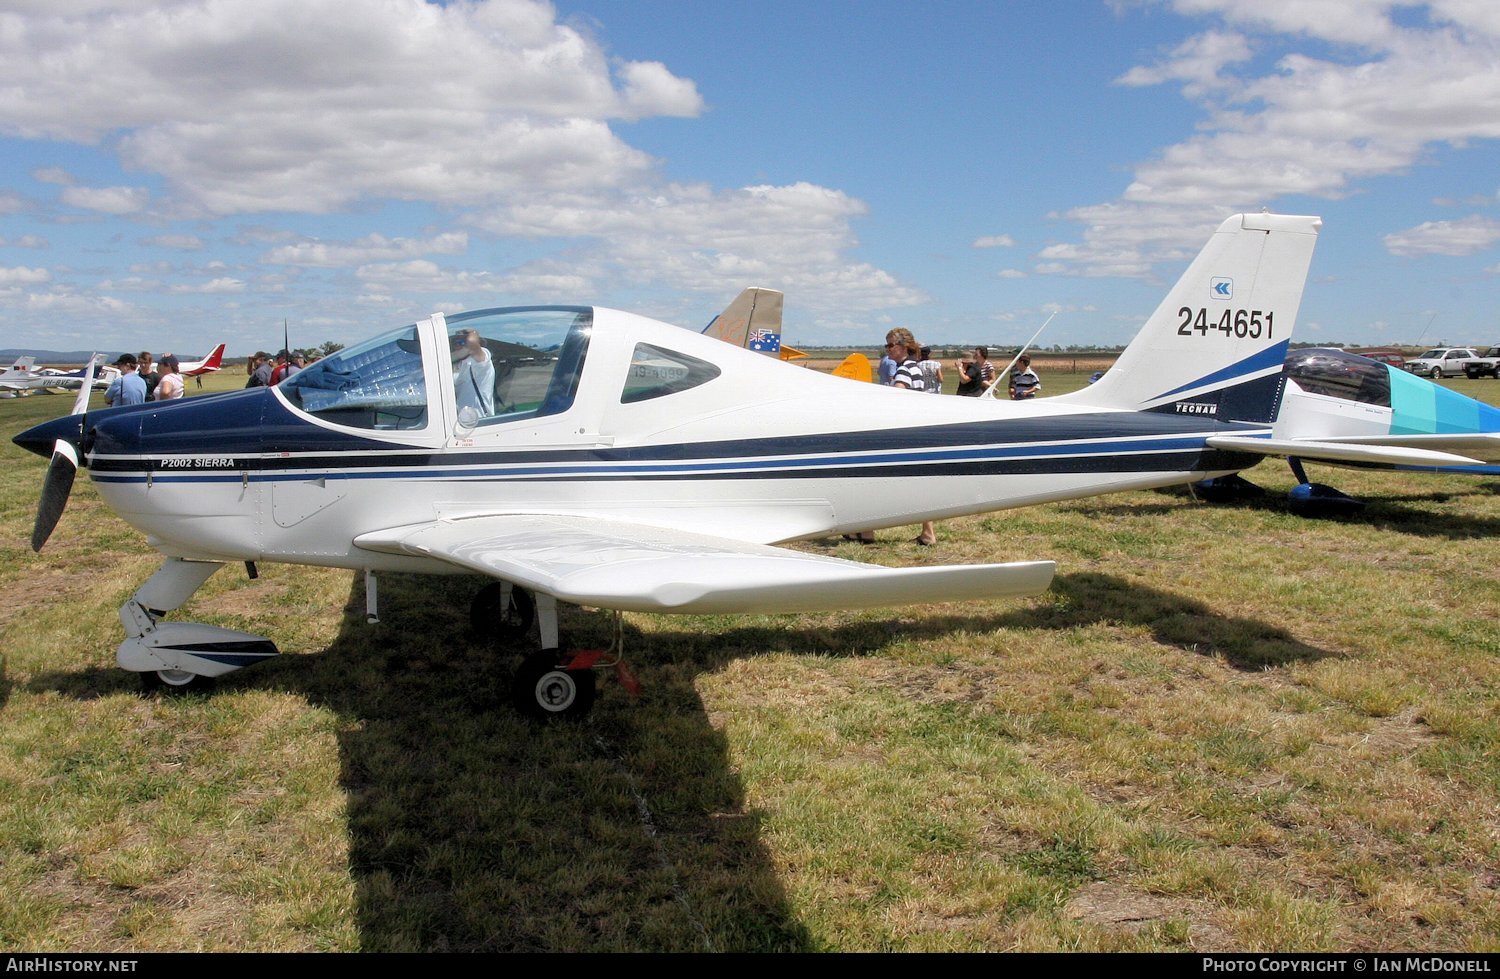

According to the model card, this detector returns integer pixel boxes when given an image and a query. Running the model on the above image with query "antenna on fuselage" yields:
[981,312,1056,400]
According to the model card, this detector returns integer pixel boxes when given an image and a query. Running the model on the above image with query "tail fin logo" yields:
[1212,278,1233,299]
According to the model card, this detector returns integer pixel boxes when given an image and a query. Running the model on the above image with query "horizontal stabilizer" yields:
[1296,432,1500,463]
[1206,435,1482,468]
[357,514,1056,614]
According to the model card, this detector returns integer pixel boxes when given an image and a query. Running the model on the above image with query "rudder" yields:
[1059,213,1321,423]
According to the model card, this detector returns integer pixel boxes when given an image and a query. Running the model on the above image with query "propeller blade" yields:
[32,440,78,552]
[69,354,99,416]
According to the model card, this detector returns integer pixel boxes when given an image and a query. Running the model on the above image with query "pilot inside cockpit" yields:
[451,328,495,416]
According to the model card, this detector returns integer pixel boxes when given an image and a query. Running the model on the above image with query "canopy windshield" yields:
[280,325,428,430]
[1285,348,1391,407]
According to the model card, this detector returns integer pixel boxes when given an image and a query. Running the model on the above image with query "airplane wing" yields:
[355,513,1055,614]
[1205,435,1484,467]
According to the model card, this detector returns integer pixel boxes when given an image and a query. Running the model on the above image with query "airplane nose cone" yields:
[13,414,83,459]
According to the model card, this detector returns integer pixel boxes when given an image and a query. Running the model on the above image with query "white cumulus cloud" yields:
[1383,215,1500,256]
[0,266,50,285]
[263,232,470,267]
[0,0,703,215]
[1048,2,1500,278]
[61,186,150,215]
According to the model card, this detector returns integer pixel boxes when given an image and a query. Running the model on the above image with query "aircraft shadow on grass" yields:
[249,573,815,952]
[654,570,1338,673]
[1107,482,1500,541]
[291,567,1332,949]
[21,560,1337,950]
[25,573,814,951]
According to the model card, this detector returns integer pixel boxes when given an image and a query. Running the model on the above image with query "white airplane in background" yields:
[1,355,115,397]
[22,213,1476,718]
[1188,347,1500,511]
[0,356,39,396]
[38,356,115,393]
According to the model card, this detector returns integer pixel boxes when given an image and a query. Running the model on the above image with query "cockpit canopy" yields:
[279,306,593,431]
[1284,347,1391,408]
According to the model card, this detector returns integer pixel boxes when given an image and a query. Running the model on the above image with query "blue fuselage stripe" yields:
[89,435,1257,485]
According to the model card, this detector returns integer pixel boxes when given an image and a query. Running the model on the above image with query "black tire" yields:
[511,651,596,721]
[470,582,535,643]
[1430,366,1443,378]
[139,669,215,695]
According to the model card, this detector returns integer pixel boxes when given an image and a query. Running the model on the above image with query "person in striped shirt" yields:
[886,328,924,392]
[886,328,938,545]
[1009,354,1041,399]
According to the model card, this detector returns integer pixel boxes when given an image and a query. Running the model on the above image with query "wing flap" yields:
[357,514,1055,614]
[1206,435,1482,467]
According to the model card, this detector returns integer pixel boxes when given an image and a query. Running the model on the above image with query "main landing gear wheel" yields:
[139,669,215,694]
[470,582,535,643]
[511,650,596,721]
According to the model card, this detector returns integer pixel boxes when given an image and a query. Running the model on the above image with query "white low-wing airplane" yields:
[0,355,115,396]
[1274,347,1500,468]
[21,212,1423,718]
[1185,346,1500,511]
[0,356,40,396]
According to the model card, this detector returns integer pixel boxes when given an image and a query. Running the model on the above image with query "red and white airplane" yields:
[178,343,226,377]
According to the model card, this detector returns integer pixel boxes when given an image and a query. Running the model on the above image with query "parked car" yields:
[1354,348,1406,370]
[1405,347,1480,378]
[1463,345,1500,379]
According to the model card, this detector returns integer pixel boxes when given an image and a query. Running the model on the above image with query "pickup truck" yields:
[1406,347,1480,378]
[1463,345,1500,378]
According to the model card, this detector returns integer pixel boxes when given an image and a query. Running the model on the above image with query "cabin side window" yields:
[445,307,593,426]
[621,344,722,403]
[279,326,428,430]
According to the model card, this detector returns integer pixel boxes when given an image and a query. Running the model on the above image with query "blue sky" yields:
[2,0,1499,357]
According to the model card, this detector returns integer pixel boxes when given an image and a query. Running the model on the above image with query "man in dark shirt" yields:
[246,352,273,387]
[137,351,159,399]
[954,346,996,397]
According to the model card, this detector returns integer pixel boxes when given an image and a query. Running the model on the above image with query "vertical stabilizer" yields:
[0,356,37,380]
[1058,213,1321,423]
[702,287,786,356]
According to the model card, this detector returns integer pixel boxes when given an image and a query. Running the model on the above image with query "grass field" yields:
[1,370,1497,952]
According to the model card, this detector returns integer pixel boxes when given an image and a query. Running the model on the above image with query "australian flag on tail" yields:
[748,329,781,354]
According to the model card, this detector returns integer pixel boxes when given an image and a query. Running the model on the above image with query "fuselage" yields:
[24,306,1268,572]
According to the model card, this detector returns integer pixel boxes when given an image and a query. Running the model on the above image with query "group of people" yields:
[878,338,1041,401]
[102,344,318,407]
[246,349,306,387]
[858,330,1043,547]
[103,350,184,407]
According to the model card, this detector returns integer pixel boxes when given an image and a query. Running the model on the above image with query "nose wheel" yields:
[140,669,215,694]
